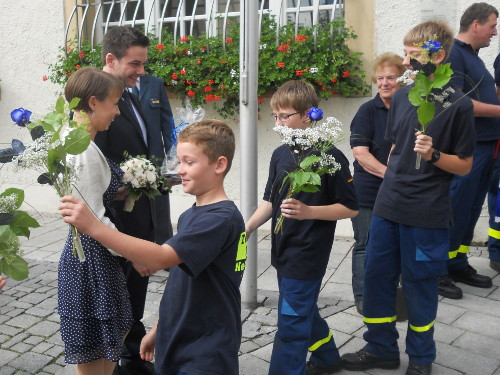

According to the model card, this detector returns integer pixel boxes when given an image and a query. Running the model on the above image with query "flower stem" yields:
[274,188,294,234]
[415,152,422,169]
[71,225,86,262]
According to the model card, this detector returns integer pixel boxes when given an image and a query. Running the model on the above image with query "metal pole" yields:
[240,0,259,308]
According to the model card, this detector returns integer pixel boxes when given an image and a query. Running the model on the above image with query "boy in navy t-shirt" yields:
[60,120,247,375]
[341,20,475,375]
[246,80,359,375]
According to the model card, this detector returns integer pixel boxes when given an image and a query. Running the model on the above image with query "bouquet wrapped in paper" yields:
[121,155,162,212]
[162,101,205,184]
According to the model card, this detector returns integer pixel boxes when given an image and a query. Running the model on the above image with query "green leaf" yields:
[432,64,452,88]
[64,128,91,155]
[69,97,81,110]
[1,256,29,281]
[0,225,17,244]
[299,155,321,169]
[55,96,66,113]
[47,147,65,174]
[417,101,435,127]
[9,210,40,238]
[0,188,24,209]
[297,184,320,193]
[408,87,424,106]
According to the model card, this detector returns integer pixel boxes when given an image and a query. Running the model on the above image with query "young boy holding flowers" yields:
[341,20,475,375]
[60,120,247,375]
[246,80,358,375]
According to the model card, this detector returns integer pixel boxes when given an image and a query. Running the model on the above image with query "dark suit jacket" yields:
[137,74,174,162]
[95,91,170,244]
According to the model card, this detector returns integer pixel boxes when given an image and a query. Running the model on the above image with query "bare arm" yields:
[352,146,387,179]
[59,196,182,270]
[414,132,472,176]
[470,98,500,117]
[280,198,358,221]
[246,201,273,236]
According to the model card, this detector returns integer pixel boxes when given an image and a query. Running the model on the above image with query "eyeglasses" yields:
[271,112,300,122]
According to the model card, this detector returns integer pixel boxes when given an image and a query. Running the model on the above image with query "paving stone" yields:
[5,352,52,373]
[6,313,40,329]
[0,349,19,367]
[9,301,34,310]
[0,367,16,375]
[453,331,500,359]
[45,345,64,358]
[26,320,60,337]
[0,324,23,337]
[32,341,54,354]
[25,306,53,318]
[434,322,465,345]
[43,364,64,374]
[239,353,270,375]
[2,332,29,349]
[24,335,44,345]
[240,340,261,354]
[436,300,467,325]
[453,311,500,339]
[435,341,500,375]
[326,311,365,335]
[10,342,33,353]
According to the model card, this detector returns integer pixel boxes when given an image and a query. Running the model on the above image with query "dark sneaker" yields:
[341,349,400,371]
[438,275,463,299]
[406,361,432,375]
[490,260,500,273]
[306,360,343,375]
[449,265,492,288]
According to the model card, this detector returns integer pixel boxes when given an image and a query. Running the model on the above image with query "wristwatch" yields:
[429,149,441,164]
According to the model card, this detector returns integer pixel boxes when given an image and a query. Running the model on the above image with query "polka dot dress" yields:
[58,159,133,364]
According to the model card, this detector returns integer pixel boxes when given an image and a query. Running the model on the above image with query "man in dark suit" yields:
[96,26,172,375]
[131,74,174,245]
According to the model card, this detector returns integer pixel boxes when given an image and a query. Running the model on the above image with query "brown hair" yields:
[372,53,405,83]
[459,2,498,33]
[178,119,235,175]
[270,80,318,114]
[64,67,124,113]
[101,26,150,65]
[403,20,454,60]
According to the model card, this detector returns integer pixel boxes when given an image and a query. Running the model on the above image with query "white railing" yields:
[65,0,344,50]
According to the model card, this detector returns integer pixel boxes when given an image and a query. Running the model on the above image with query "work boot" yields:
[406,361,432,375]
[449,265,492,288]
[341,349,400,371]
[306,360,343,375]
[438,275,463,299]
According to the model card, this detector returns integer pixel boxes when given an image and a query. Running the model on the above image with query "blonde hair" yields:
[403,20,454,60]
[270,80,318,114]
[178,120,235,175]
[64,67,124,113]
[372,53,405,83]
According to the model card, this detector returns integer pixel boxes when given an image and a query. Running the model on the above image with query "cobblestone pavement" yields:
[1,214,500,374]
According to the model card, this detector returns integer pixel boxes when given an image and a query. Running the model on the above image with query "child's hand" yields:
[133,262,157,278]
[414,131,434,161]
[280,198,310,220]
[140,329,156,361]
[59,196,99,235]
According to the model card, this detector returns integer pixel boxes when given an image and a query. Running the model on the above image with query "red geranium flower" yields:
[278,44,289,53]
[205,95,214,102]
[220,60,226,63]
[186,80,193,85]
[342,70,350,78]
[277,62,285,68]
[187,90,195,97]
[295,35,308,42]
[75,65,81,70]
[181,36,189,43]
[157,44,165,52]
[331,89,337,94]
[208,79,215,85]
[331,77,337,83]
[79,50,85,58]
[181,69,187,75]
[201,46,207,51]
[197,58,202,64]
[171,73,178,79]
[204,86,212,92]
[295,70,303,76]
[258,97,264,103]
[67,46,72,52]
[226,38,233,44]
[42,75,48,81]
[214,95,220,101]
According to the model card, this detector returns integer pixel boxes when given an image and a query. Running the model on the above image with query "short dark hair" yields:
[459,2,499,33]
[178,120,235,175]
[101,26,150,65]
[65,67,124,113]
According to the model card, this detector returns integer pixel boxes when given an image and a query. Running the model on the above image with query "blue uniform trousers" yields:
[268,276,340,375]
[363,216,448,365]
[449,141,495,271]
[487,155,500,261]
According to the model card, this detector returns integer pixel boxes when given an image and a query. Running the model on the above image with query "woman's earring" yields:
[91,111,96,118]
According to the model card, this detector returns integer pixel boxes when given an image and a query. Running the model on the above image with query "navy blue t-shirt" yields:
[264,145,358,280]
[374,84,475,229]
[156,200,246,375]
[448,39,500,141]
[350,93,392,208]
[494,54,500,86]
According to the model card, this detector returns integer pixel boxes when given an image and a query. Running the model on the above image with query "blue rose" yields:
[11,108,32,127]
[423,40,441,54]
[307,107,323,122]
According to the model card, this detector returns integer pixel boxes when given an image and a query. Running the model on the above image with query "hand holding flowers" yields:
[273,107,343,233]
[121,156,162,212]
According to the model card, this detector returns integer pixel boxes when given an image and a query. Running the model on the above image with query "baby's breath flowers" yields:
[273,108,343,233]
[121,156,163,212]
[5,97,91,261]
[398,37,453,168]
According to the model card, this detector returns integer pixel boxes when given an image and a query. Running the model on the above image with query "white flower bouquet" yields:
[273,108,343,233]
[121,156,162,212]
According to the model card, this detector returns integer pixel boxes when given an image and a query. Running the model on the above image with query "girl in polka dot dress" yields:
[57,67,133,375]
